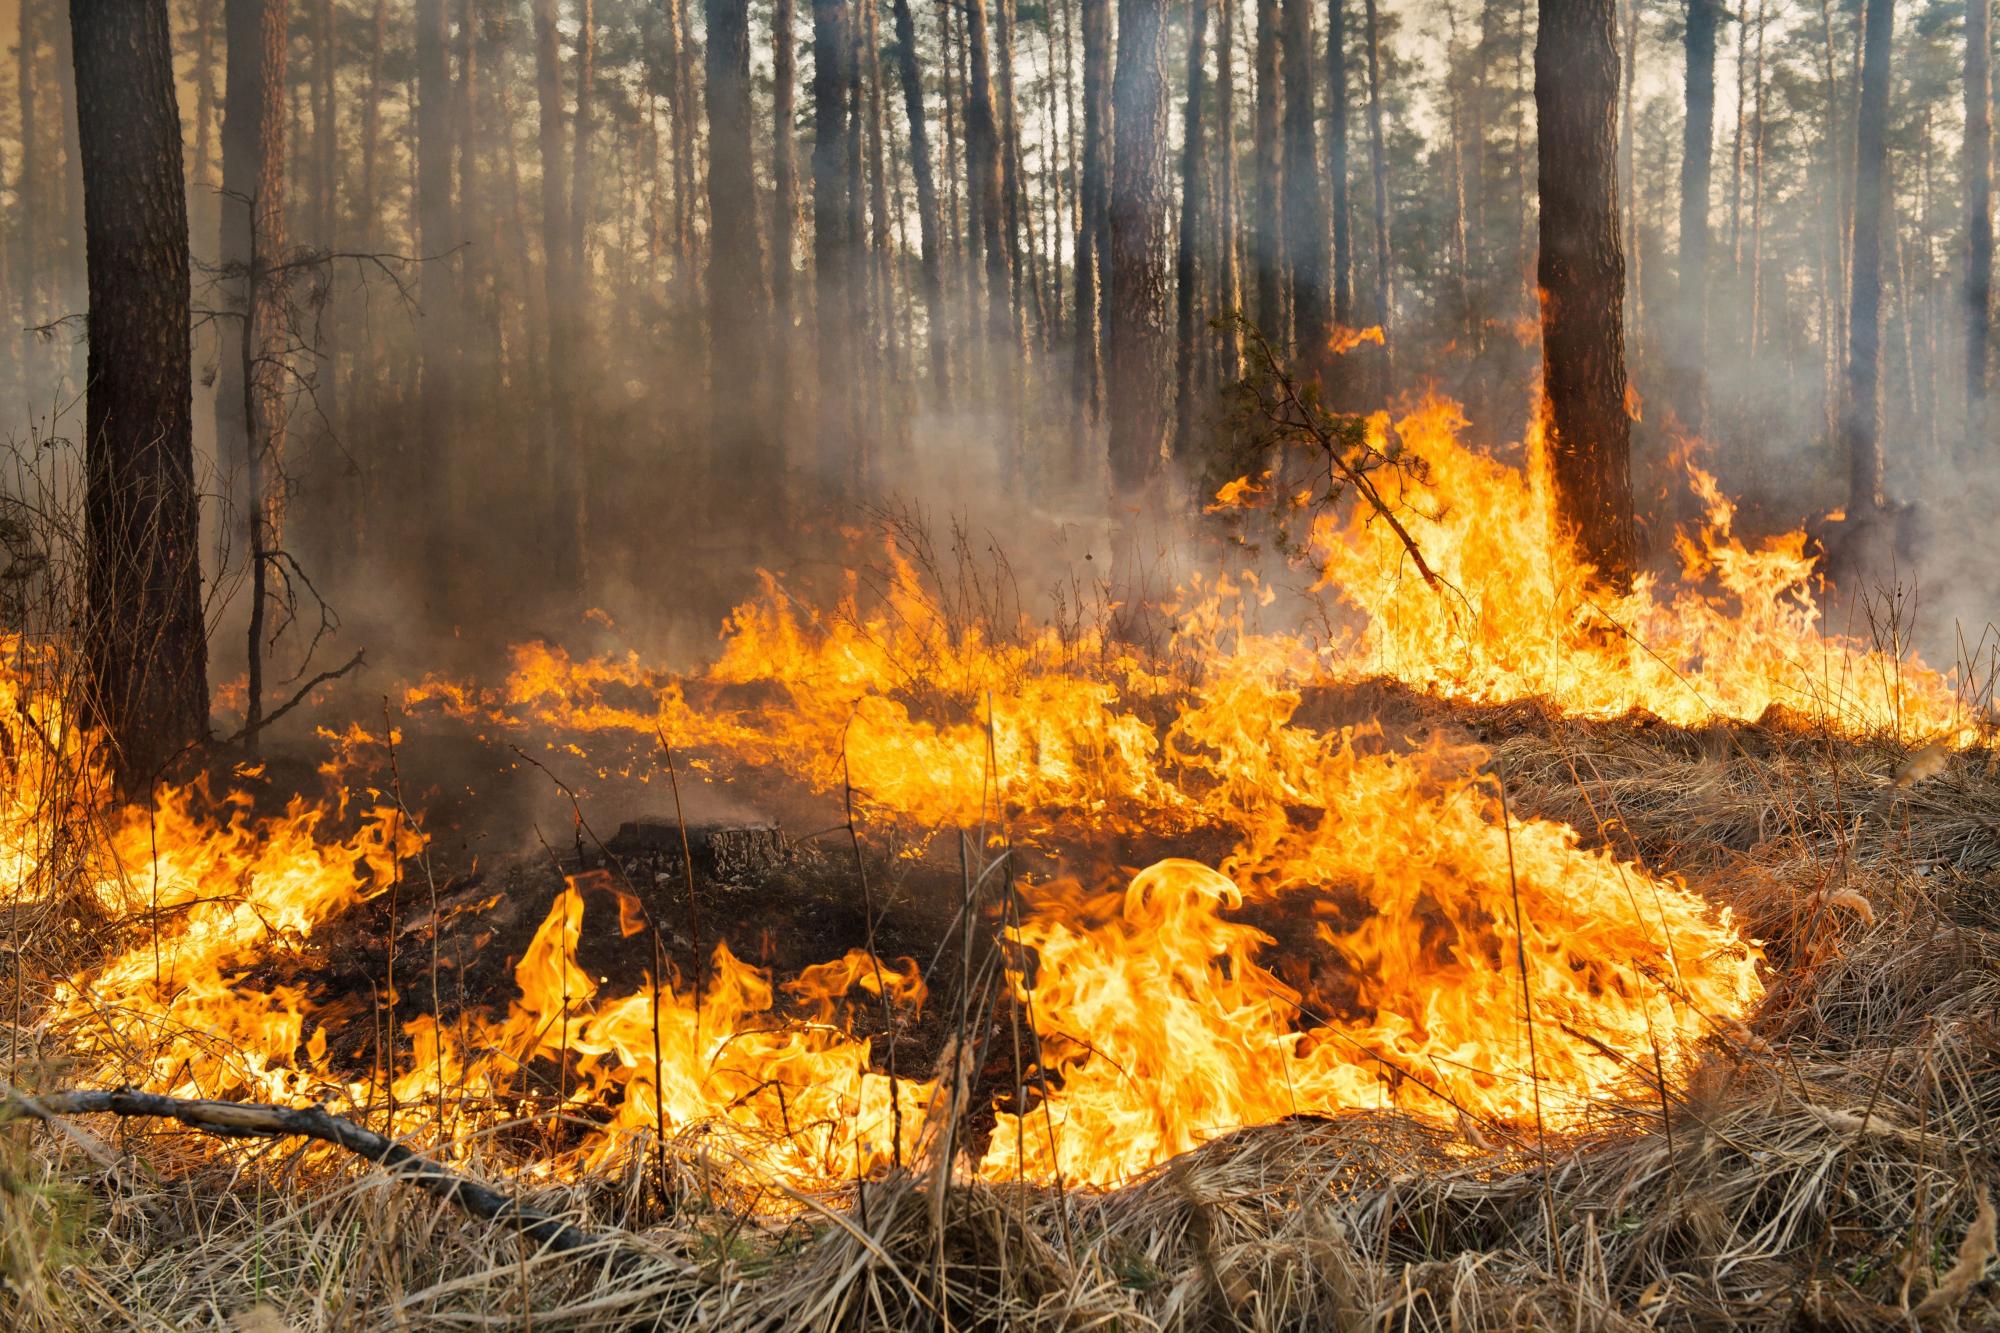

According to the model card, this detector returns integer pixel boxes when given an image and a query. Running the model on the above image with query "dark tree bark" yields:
[1535,0,1637,587]
[69,0,210,788]
[889,0,950,398]
[1074,0,1111,412]
[1841,0,1893,512]
[813,0,858,483]
[1968,0,1993,446]
[1215,0,1243,378]
[217,0,262,484]
[1675,0,1721,433]
[1327,0,1352,326]
[1361,0,1392,378]
[1174,0,1211,454]
[1281,0,1328,355]
[1106,0,1169,498]
[965,0,1012,360]
[1251,0,1283,336]
[708,0,775,493]
[994,0,1029,349]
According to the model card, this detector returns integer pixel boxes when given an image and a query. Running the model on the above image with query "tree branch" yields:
[223,649,366,746]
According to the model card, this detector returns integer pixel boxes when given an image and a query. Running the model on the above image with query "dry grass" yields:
[2,701,1997,1330]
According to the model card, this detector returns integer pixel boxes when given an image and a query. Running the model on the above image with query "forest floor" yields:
[2,684,1997,1330]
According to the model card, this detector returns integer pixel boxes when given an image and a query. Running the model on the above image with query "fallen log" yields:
[4,1086,625,1262]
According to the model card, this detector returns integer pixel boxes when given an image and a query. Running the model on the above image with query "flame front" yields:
[25,397,1934,1195]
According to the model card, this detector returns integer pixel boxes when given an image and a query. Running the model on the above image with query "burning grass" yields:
[1,400,1995,1327]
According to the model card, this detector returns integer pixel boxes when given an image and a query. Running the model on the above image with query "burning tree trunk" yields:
[1106,0,1169,501]
[1281,0,1328,358]
[1535,0,1637,588]
[1327,0,1352,328]
[889,0,950,400]
[1174,0,1211,455]
[708,0,774,498]
[1074,0,1110,414]
[1675,0,1720,435]
[68,0,210,788]
[1841,0,1893,514]
[1968,0,1993,448]
[1252,0,1283,338]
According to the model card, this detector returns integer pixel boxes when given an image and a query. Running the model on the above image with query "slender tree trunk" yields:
[1107,0,1170,508]
[995,0,1029,350]
[1536,0,1637,587]
[1215,0,1243,378]
[814,0,858,485]
[889,0,949,398]
[1327,0,1352,326]
[1174,0,1212,454]
[1361,0,1392,381]
[532,0,580,591]
[1444,0,1473,346]
[218,0,263,490]
[69,0,210,789]
[1841,0,1893,512]
[415,0,457,607]
[1967,0,1993,447]
[966,0,1013,366]
[773,0,799,421]
[242,0,288,750]
[1252,0,1283,336]
[1675,0,1719,434]
[1075,0,1110,412]
[708,0,776,499]
[15,0,38,324]
[1749,0,1766,356]
[1281,0,1327,357]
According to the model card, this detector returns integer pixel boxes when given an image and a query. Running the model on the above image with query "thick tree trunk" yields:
[889,0,950,398]
[1251,0,1283,337]
[1968,0,1993,447]
[1840,0,1893,512]
[1106,0,1169,499]
[1535,0,1637,588]
[1675,0,1720,434]
[1074,0,1110,412]
[1327,0,1352,326]
[1281,0,1328,356]
[69,0,210,789]
[1174,0,1211,455]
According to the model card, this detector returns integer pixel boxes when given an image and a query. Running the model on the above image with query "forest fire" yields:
[34,398,1950,1198]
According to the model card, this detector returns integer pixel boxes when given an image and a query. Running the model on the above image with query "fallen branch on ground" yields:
[4,1086,626,1261]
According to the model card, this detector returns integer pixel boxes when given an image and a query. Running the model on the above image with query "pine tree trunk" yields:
[1214,0,1243,378]
[1967,0,1992,446]
[1327,0,1352,326]
[1074,0,1110,412]
[889,0,950,398]
[1106,0,1170,500]
[1729,0,1746,271]
[69,0,210,789]
[1675,0,1719,434]
[773,0,800,420]
[966,0,1013,367]
[415,0,457,604]
[1361,0,1392,380]
[243,0,289,749]
[1251,0,1283,337]
[1841,0,1893,512]
[995,0,1029,351]
[218,0,262,489]
[532,0,580,590]
[1535,0,1637,588]
[1174,0,1211,455]
[813,0,858,483]
[708,0,775,494]
[1281,0,1327,357]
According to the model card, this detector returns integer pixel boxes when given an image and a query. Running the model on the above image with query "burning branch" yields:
[4,1087,627,1262]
